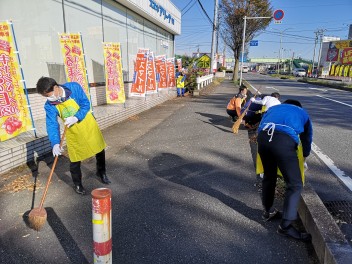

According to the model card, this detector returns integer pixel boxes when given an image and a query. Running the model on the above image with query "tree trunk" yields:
[232,59,240,84]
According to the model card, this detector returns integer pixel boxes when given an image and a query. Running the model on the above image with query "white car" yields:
[293,68,306,77]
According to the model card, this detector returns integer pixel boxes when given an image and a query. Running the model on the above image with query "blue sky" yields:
[173,0,352,61]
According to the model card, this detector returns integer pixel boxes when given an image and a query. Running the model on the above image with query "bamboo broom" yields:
[28,126,67,231]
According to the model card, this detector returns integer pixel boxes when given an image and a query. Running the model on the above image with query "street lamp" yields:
[270,27,293,74]
[240,15,271,86]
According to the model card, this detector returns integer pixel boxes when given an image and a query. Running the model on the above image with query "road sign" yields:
[250,40,258,46]
[273,9,284,22]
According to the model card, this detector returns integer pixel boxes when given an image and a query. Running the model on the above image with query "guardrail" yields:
[196,74,214,90]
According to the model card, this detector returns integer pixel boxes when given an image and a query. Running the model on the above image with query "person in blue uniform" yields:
[257,99,313,241]
[36,77,111,195]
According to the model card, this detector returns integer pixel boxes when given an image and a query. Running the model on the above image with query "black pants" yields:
[70,149,106,186]
[257,131,302,221]
[226,109,238,121]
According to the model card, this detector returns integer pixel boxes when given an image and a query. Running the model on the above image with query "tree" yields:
[220,0,273,83]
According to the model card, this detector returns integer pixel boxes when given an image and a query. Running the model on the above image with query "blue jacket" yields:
[258,104,313,157]
[44,82,90,147]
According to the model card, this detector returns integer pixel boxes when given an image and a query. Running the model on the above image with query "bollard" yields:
[92,188,112,264]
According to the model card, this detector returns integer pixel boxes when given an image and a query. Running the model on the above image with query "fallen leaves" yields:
[0,174,42,193]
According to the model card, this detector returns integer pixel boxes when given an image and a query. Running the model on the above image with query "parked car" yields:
[241,66,249,73]
[267,70,277,74]
[293,68,306,77]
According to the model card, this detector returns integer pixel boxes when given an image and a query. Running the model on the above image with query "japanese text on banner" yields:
[155,55,168,89]
[0,22,32,141]
[103,42,126,104]
[130,49,149,97]
[59,33,90,101]
[146,52,157,94]
[166,58,176,88]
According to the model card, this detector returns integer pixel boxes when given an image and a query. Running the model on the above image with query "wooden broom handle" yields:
[39,126,68,209]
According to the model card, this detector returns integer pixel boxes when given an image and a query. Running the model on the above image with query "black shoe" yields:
[73,184,86,195]
[97,172,111,184]
[277,225,312,242]
[262,208,282,222]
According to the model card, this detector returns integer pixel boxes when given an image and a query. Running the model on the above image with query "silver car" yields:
[293,68,306,77]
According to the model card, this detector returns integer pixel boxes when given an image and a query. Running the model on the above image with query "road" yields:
[0,79,319,263]
[243,73,352,238]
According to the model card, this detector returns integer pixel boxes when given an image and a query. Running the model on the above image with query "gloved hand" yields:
[64,116,78,127]
[53,144,63,157]
[250,97,256,102]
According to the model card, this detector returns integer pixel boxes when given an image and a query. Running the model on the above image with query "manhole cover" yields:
[324,201,352,224]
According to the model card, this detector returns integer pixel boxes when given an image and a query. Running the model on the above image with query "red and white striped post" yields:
[92,188,112,263]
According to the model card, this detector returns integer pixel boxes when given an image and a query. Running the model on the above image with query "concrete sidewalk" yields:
[0,79,350,263]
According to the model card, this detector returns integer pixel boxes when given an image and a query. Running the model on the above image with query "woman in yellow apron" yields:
[36,77,110,195]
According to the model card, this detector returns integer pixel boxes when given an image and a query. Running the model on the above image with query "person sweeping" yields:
[36,77,111,195]
[256,99,313,242]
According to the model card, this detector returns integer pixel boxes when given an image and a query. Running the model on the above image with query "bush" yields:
[218,66,227,72]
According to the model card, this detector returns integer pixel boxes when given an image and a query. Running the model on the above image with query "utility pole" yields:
[210,0,218,74]
[316,29,325,77]
[311,30,319,77]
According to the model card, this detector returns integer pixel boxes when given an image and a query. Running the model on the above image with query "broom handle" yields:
[240,88,261,118]
[39,126,68,209]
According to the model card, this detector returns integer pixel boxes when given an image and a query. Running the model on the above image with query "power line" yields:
[182,0,197,16]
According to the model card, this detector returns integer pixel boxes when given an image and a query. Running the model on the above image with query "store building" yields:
[0,0,181,89]
[0,0,181,173]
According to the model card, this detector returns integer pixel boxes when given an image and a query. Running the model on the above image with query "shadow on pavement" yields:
[148,152,264,227]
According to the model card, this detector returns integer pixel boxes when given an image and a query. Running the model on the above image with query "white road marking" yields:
[265,86,279,91]
[308,87,328,92]
[311,143,352,192]
[316,95,352,107]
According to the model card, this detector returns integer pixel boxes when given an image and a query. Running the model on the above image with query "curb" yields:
[299,183,352,264]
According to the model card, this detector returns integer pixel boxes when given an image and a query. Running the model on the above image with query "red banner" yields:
[130,49,149,97]
[166,58,176,88]
[155,55,168,89]
[340,48,352,65]
[146,52,157,94]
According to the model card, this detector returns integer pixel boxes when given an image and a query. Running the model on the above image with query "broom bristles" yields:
[28,207,47,231]
[231,117,243,134]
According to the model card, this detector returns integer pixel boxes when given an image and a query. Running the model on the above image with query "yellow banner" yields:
[0,22,32,141]
[103,42,126,104]
[58,33,90,101]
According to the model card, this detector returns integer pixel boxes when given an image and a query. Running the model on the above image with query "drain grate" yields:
[324,200,352,224]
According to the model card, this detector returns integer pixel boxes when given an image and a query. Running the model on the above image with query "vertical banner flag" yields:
[176,58,182,71]
[0,22,32,141]
[166,58,176,88]
[103,42,126,104]
[146,51,157,94]
[58,33,90,101]
[155,55,168,89]
[130,49,149,97]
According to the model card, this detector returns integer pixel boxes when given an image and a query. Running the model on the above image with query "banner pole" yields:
[79,32,94,113]
[9,21,37,138]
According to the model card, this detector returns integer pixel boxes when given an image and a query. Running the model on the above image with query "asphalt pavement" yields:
[0,79,319,263]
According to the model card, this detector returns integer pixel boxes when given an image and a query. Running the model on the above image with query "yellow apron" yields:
[56,99,106,162]
[256,142,305,184]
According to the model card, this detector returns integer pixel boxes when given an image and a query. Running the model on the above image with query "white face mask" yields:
[47,94,60,102]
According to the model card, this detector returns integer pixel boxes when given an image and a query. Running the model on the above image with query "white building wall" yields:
[0,0,181,88]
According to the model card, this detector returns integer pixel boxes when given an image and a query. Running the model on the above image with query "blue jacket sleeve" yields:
[44,103,60,147]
